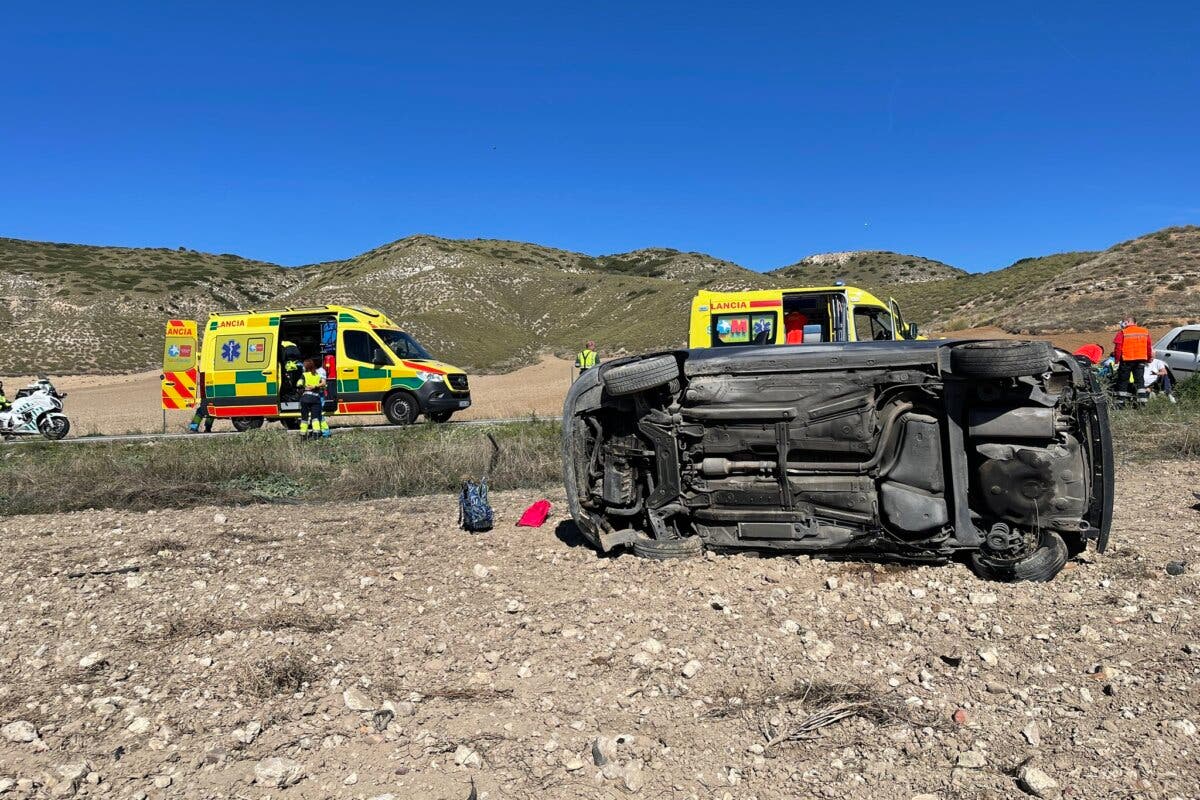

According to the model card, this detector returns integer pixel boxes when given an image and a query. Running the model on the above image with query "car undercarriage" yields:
[562,340,1113,582]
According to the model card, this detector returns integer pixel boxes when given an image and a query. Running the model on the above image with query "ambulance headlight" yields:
[417,371,444,383]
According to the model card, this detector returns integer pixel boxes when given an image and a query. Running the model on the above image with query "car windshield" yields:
[377,329,432,360]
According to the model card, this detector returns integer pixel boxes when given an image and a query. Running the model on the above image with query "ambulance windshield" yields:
[377,329,432,360]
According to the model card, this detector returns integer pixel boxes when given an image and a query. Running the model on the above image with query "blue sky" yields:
[2,2,1197,271]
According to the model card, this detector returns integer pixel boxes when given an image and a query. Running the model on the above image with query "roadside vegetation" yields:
[0,389,1192,517]
[1110,375,1200,460]
[0,422,561,516]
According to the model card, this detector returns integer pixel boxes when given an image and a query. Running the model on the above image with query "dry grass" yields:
[0,422,561,516]
[705,680,906,750]
[420,687,514,702]
[139,607,345,643]
[140,537,188,554]
[240,652,321,697]
[1111,375,1200,460]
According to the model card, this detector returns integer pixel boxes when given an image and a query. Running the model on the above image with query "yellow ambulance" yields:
[689,285,918,349]
[162,305,471,429]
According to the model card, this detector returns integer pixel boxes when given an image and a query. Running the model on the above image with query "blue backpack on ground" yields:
[458,432,500,533]
[459,480,494,533]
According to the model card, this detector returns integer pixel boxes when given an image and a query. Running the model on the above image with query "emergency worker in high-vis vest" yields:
[298,358,331,438]
[575,341,599,377]
[281,340,304,401]
[1112,316,1153,397]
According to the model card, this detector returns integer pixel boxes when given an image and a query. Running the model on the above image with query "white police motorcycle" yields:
[0,377,71,441]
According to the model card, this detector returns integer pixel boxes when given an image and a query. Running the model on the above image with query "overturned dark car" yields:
[562,340,1113,582]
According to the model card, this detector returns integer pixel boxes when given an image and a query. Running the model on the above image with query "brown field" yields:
[3,357,577,437]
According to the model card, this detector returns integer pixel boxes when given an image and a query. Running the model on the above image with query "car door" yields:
[888,298,915,339]
[338,328,395,413]
[1158,328,1200,380]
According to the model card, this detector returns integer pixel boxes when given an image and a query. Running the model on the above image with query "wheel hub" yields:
[983,522,1033,560]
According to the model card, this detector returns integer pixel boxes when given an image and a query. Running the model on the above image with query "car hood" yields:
[400,358,465,376]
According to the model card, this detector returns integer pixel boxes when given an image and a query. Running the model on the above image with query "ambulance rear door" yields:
[203,316,280,419]
[161,319,198,410]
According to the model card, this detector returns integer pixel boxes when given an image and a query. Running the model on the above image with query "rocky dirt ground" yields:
[1,462,1197,800]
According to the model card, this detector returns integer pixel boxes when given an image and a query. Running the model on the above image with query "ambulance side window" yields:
[853,307,894,341]
[712,313,776,346]
[343,330,377,363]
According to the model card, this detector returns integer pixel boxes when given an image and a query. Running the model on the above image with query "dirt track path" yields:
[0,462,1196,798]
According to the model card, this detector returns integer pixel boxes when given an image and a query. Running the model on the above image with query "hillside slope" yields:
[0,238,299,374]
[0,236,772,374]
[890,226,1200,334]
[771,250,966,292]
[0,226,1195,375]
[283,236,772,370]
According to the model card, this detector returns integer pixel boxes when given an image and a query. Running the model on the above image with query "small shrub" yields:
[240,652,320,697]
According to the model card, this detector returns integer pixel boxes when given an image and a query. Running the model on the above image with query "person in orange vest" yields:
[1112,315,1153,399]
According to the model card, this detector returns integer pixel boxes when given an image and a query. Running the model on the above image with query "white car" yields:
[1154,325,1200,382]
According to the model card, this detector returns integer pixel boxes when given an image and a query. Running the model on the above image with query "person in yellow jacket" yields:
[575,341,599,376]
[298,359,331,439]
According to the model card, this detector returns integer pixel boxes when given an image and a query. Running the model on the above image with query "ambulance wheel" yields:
[281,419,300,430]
[383,393,418,426]
[427,411,453,423]
[232,417,264,432]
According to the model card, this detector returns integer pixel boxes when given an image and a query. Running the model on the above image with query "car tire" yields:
[232,417,264,432]
[950,341,1053,379]
[427,411,453,423]
[603,355,680,396]
[969,529,1068,583]
[631,536,704,560]
[383,393,418,425]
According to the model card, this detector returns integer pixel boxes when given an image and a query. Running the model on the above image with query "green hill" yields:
[280,236,772,371]
[0,226,1196,375]
[0,238,295,374]
[771,250,966,292]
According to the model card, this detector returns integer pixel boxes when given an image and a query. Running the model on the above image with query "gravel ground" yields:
[0,462,1198,799]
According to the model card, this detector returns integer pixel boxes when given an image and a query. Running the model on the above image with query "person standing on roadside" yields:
[188,373,215,433]
[575,340,600,377]
[298,359,330,439]
[1112,315,1153,400]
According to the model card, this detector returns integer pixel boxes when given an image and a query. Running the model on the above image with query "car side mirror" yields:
[907,323,919,339]
[372,348,388,367]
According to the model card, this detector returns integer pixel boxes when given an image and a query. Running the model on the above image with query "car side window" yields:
[853,308,894,341]
[343,330,377,363]
[1167,330,1200,355]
